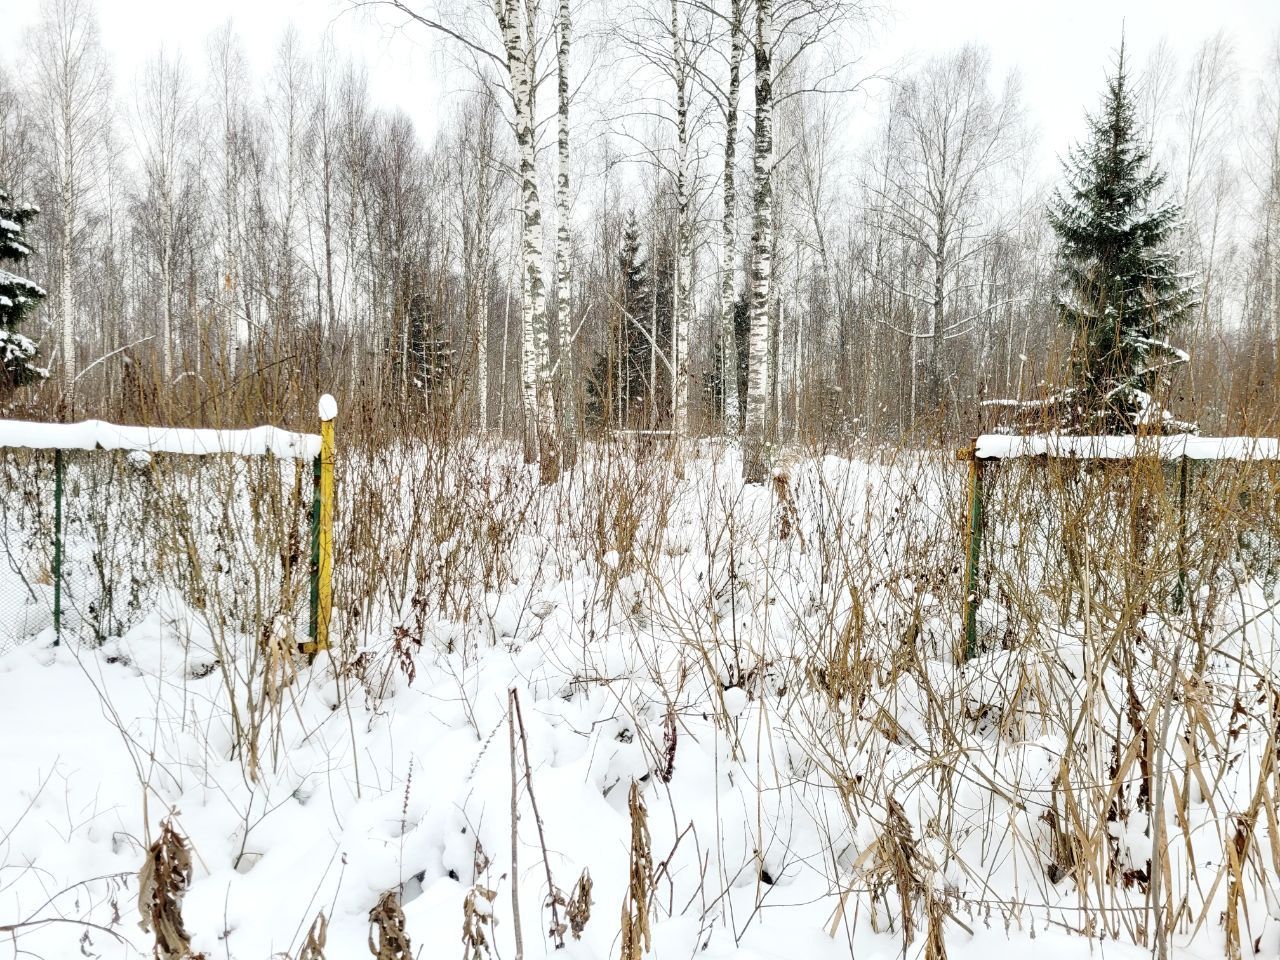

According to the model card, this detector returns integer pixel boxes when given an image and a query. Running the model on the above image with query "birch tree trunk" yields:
[670,0,692,456]
[742,0,774,483]
[30,0,113,407]
[210,26,244,375]
[162,212,173,383]
[315,61,338,341]
[520,231,536,454]
[928,228,946,409]
[555,0,577,467]
[720,0,744,434]
[456,91,497,433]
[495,0,559,480]
[478,266,490,431]
[500,230,514,435]
[138,53,190,387]
[1266,124,1280,363]
[59,176,75,391]
[54,51,78,394]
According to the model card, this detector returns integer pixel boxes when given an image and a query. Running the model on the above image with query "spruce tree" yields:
[407,292,454,405]
[0,187,47,395]
[1047,41,1198,433]
[618,212,651,423]
[586,213,649,430]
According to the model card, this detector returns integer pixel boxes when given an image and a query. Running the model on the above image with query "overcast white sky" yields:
[1,0,1278,174]
[877,0,1279,164]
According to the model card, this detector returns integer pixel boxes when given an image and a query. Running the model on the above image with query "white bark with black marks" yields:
[495,0,558,478]
[555,0,577,463]
[720,0,743,435]
[742,0,773,483]
[670,0,692,446]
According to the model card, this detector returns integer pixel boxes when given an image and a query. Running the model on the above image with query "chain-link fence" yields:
[960,445,1280,653]
[0,422,331,659]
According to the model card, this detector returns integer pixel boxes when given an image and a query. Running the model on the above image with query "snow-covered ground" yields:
[2,442,1278,959]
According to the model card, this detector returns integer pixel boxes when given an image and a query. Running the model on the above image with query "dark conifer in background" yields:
[1047,40,1199,433]
[0,187,46,396]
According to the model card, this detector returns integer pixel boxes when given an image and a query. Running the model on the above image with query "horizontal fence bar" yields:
[0,418,321,459]
[974,434,1280,462]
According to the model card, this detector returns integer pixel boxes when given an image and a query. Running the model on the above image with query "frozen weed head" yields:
[367,890,412,960]
[138,818,202,960]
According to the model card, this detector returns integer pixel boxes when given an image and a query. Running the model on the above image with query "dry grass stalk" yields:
[924,892,948,960]
[368,890,412,960]
[509,688,566,949]
[298,912,328,960]
[461,883,497,960]
[137,818,203,960]
[1223,814,1251,960]
[771,470,805,549]
[1041,776,1079,885]
[566,868,593,940]
[1222,700,1278,960]
[870,797,926,949]
[659,706,677,784]
[620,781,653,960]
[461,841,497,960]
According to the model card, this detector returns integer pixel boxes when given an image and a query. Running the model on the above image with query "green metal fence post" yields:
[53,448,63,646]
[960,440,986,661]
[308,450,321,648]
[1175,456,1189,612]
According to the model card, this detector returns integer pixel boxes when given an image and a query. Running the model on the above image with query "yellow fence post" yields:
[306,394,337,655]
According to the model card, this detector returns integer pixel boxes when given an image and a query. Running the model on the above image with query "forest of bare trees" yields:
[3,0,1280,469]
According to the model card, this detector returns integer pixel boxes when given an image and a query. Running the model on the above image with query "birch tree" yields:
[718,0,744,433]
[134,49,193,385]
[206,24,250,371]
[266,30,311,344]
[453,88,505,431]
[1251,36,1280,357]
[741,0,774,483]
[311,50,341,340]
[669,0,693,446]
[612,0,706,445]
[1176,33,1238,335]
[357,0,560,477]
[0,66,36,199]
[865,45,1022,423]
[554,0,577,463]
[741,0,865,479]
[27,0,112,402]
[496,0,558,476]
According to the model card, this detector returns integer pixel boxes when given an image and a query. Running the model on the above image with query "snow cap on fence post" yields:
[318,393,338,422]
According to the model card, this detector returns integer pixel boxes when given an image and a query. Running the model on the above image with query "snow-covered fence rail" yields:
[958,433,1280,659]
[973,434,1280,462]
[0,418,322,459]
[0,398,337,655]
